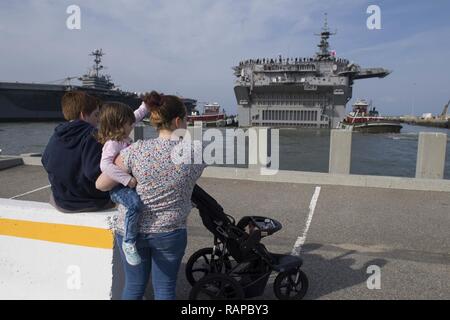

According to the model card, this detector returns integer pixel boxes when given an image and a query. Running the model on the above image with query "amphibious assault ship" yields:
[0,49,197,121]
[233,16,391,128]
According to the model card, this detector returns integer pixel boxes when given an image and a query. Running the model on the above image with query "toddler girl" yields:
[97,101,149,265]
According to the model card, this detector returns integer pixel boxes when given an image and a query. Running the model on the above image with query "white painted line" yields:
[9,185,51,200]
[291,186,321,256]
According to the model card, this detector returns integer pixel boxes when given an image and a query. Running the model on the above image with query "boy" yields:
[42,91,113,212]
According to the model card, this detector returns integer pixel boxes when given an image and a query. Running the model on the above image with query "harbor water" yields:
[0,122,449,179]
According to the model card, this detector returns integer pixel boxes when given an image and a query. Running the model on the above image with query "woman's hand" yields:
[114,154,127,171]
[127,177,137,188]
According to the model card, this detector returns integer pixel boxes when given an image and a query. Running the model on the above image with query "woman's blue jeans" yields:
[115,228,187,300]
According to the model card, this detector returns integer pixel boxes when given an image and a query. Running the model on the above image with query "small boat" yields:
[338,99,402,133]
[187,102,226,127]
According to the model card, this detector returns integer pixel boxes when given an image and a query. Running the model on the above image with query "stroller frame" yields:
[187,185,308,300]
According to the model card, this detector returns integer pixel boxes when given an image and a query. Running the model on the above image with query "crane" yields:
[440,100,450,119]
[45,76,80,86]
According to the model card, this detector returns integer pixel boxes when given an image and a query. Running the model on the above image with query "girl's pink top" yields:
[100,102,148,186]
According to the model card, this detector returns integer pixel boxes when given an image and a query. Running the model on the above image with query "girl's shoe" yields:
[122,242,142,266]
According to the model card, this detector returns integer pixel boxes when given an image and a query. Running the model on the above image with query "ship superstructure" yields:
[79,49,116,90]
[232,15,391,128]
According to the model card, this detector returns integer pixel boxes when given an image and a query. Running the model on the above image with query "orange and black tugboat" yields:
[338,99,402,133]
[187,102,227,127]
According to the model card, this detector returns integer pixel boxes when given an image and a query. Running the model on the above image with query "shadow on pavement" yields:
[112,242,387,300]
[300,243,388,299]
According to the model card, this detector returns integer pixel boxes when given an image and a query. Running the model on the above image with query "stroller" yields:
[187,185,308,300]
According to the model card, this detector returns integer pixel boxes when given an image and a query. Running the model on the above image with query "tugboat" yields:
[338,99,402,133]
[187,102,227,127]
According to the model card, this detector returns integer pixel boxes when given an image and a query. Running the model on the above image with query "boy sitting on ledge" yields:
[42,91,113,213]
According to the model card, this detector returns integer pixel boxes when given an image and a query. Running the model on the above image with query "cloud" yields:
[0,0,449,115]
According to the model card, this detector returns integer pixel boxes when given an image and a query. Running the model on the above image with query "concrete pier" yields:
[329,129,352,174]
[0,164,449,299]
[415,132,448,179]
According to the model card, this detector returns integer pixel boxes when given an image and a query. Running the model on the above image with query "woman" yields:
[96,91,205,300]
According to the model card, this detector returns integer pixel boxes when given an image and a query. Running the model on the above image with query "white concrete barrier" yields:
[20,153,43,166]
[0,199,116,300]
[249,127,266,170]
[329,129,352,174]
[415,132,448,179]
[187,121,203,143]
[201,166,450,192]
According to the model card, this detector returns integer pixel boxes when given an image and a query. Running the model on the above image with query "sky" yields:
[0,0,449,116]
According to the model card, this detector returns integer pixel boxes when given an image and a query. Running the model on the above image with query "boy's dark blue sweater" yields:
[42,120,111,211]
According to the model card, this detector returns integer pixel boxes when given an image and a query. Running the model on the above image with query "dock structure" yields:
[0,129,449,300]
[397,100,450,129]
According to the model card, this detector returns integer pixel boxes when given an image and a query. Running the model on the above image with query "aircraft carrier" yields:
[0,49,197,121]
[233,16,391,128]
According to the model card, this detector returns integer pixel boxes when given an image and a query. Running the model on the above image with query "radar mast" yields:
[315,13,336,60]
[89,49,105,77]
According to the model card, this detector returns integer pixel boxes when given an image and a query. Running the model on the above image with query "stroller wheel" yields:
[189,274,245,300]
[185,247,233,286]
[273,269,308,300]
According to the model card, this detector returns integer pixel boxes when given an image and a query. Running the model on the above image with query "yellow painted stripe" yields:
[0,218,113,249]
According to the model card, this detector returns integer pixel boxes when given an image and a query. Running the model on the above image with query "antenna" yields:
[323,12,329,32]
[314,13,337,59]
[89,49,105,77]
[314,13,337,36]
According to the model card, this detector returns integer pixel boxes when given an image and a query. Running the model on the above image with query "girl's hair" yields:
[97,102,136,144]
[143,91,186,130]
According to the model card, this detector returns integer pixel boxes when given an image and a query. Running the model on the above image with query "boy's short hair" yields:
[61,91,102,121]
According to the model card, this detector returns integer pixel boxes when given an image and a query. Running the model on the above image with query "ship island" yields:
[232,15,391,128]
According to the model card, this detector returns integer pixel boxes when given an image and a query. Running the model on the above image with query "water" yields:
[1,122,449,179]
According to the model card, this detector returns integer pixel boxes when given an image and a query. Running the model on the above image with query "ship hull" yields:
[234,84,349,128]
[340,121,402,133]
[187,114,226,127]
[0,82,141,122]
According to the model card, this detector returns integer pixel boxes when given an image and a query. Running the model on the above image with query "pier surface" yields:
[1,164,449,300]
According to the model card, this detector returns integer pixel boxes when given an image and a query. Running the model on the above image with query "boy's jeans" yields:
[115,229,187,300]
[110,185,143,244]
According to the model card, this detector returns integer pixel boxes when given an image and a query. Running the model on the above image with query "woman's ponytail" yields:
[143,91,186,130]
